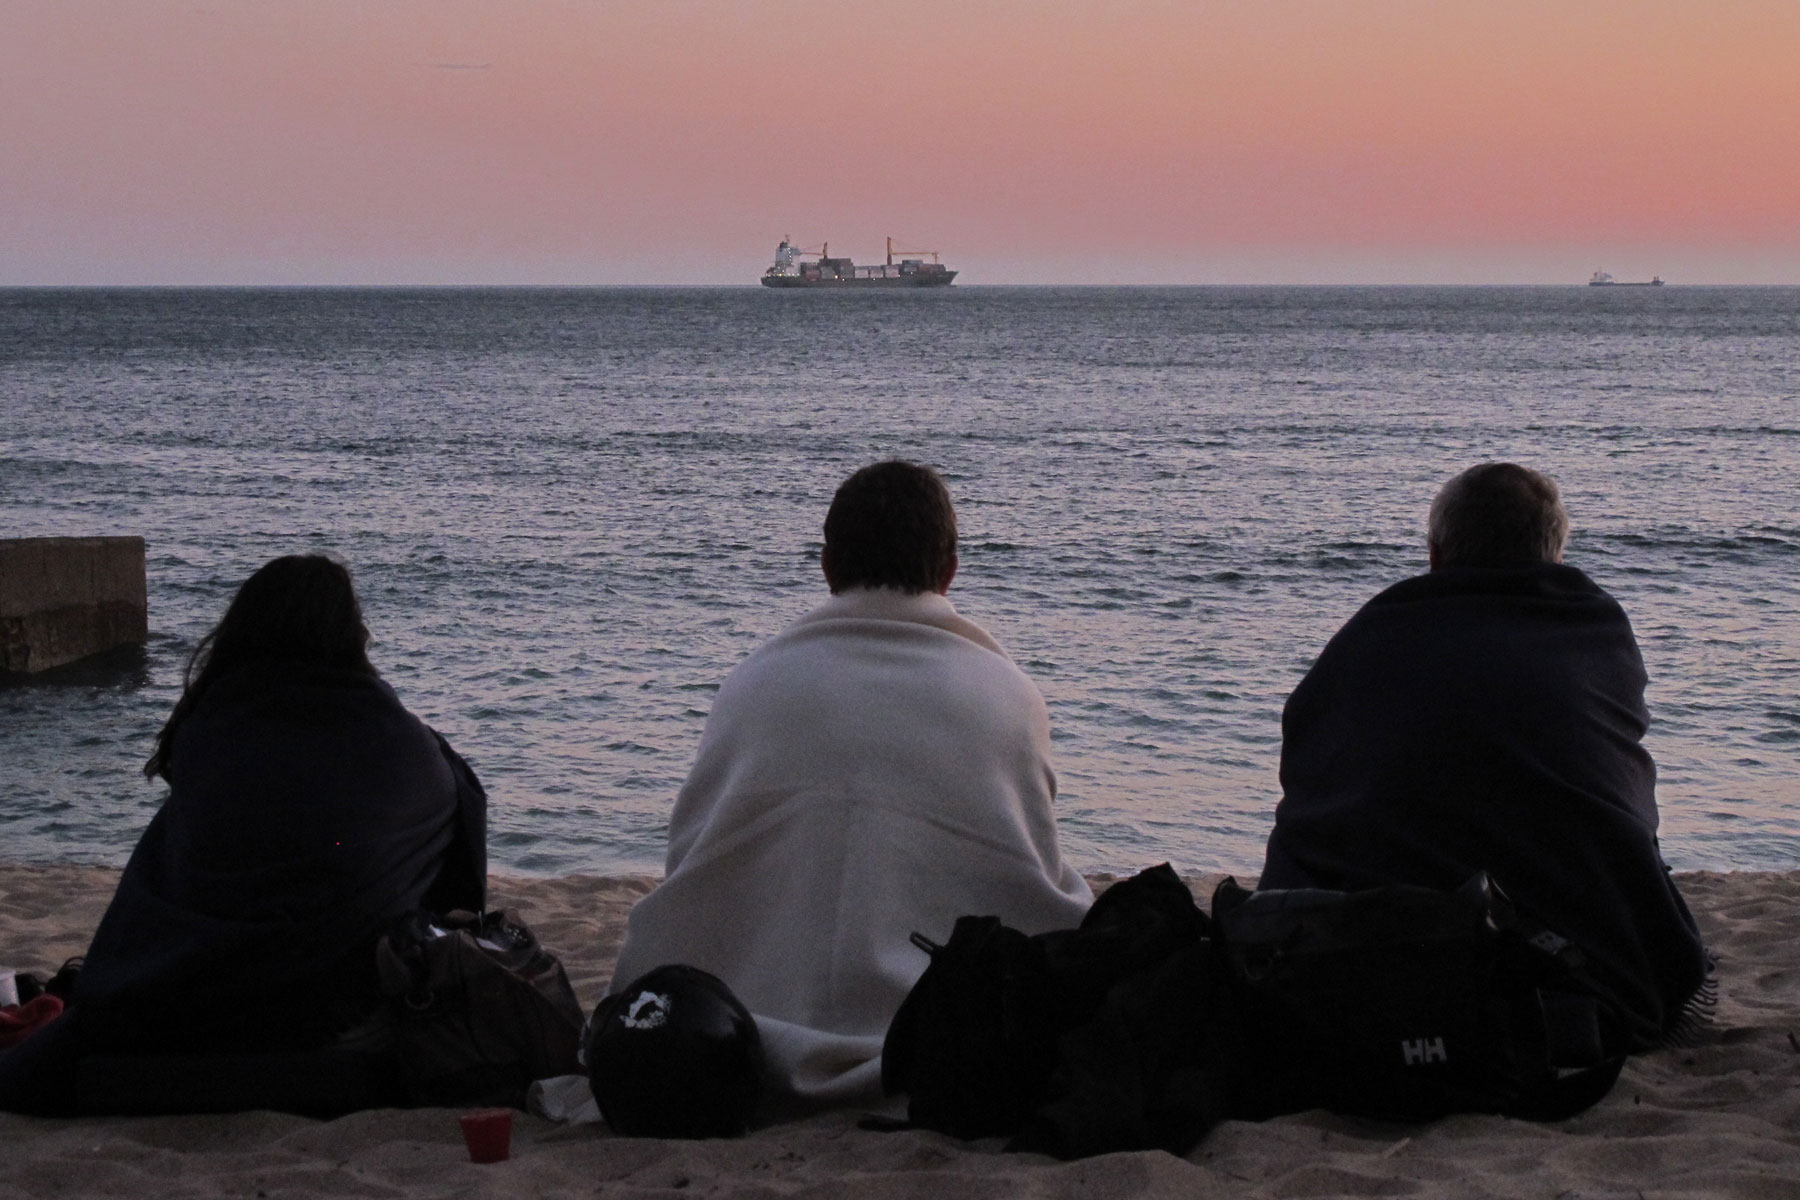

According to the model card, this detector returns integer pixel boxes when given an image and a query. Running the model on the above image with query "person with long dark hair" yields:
[0,555,487,1115]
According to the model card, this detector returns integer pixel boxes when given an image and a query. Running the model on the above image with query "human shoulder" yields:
[181,663,423,753]
[1311,564,1635,678]
[708,589,1039,723]
[1357,561,1618,614]
[780,587,1012,658]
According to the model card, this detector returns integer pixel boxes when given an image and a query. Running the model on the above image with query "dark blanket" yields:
[76,661,487,1052]
[1259,562,1706,1050]
[0,660,486,1115]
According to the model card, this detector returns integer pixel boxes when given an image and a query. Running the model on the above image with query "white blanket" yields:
[610,587,1093,1107]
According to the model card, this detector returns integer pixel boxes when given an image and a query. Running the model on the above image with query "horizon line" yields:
[4,280,1795,290]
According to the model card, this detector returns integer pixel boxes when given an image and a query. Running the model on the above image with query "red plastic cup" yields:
[458,1109,513,1163]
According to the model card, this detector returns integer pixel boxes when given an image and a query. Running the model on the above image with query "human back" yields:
[646,589,1079,1033]
[1261,464,1707,1048]
[607,462,1092,1110]
[0,555,486,1114]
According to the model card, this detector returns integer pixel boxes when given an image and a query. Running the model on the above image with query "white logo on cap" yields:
[622,991,672,1030]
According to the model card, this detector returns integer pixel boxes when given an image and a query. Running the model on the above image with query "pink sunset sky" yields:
[3,1,1796,285]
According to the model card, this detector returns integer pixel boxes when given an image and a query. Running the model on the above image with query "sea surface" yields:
[2,286,1797,876]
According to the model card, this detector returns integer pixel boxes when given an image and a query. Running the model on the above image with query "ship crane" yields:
[886,237,940,266]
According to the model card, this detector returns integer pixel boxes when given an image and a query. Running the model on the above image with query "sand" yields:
[2,866,1796,1199]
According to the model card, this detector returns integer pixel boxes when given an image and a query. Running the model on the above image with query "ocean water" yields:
[2,286,1797,876]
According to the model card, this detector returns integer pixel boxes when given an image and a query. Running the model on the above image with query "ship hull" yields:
[1589,281,1665,287]
[761,272,957,288]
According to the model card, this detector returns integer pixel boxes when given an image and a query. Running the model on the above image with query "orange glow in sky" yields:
[3,1,1797,283]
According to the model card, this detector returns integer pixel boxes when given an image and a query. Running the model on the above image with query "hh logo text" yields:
[1401,1036,1448,1065]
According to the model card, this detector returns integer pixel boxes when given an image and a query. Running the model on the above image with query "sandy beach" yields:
[2,865,1796,1199]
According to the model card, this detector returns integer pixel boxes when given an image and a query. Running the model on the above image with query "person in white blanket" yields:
[608,460,1093,1110]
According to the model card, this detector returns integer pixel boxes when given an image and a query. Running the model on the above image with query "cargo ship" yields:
[761,237,957,288]
[1589,271,1665,287]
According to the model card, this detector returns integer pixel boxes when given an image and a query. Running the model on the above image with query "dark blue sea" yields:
[3,286,1797,875]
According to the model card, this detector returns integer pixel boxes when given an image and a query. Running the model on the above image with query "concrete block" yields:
[0,539,45,615]
[0,537,147,673]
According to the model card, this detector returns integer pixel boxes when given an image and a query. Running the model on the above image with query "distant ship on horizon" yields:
[761,237,957,288]
[1589,270,1665,287]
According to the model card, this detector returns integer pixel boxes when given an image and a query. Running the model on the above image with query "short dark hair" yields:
[1428,462,1569,568]
[822,461,957,594]
[145,554,374,781]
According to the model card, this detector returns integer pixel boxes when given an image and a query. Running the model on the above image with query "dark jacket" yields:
[1260,562,1707,1048]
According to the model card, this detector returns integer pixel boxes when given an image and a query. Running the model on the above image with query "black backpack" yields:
[880,864,1209,1141]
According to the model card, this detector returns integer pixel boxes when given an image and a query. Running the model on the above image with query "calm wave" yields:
[3,286,1797,874]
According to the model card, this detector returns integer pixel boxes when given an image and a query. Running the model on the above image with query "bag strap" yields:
[1507,1058,1626,1121]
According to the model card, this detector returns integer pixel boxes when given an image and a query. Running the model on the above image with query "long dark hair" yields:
[145,555,375,782]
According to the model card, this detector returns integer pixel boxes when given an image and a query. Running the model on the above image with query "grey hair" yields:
[1427,463,1569,568]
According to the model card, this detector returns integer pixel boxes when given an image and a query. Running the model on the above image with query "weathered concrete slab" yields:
[0,537,148,673]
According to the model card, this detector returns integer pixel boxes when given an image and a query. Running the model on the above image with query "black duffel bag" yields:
[1213,872,1626,1124]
